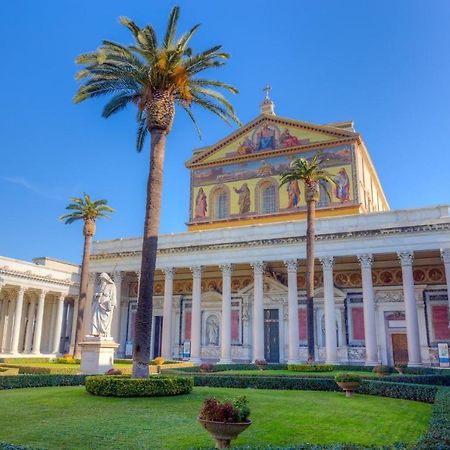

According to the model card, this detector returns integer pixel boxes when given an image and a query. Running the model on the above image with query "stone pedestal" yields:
[79,336,119,375]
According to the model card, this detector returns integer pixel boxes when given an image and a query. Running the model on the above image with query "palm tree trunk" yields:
[132,129,167,378]
[73,232,93,358]
[305,197,316,363]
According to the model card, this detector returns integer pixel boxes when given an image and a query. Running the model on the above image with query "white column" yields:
[219,263,233,364]
[69,297,79,354]
[10,287,26,354]
[251,261,265,362]
[358,254,379,365]
[190,266,202,364]
[111,271,122,343]
[398,251,422,366]
[320,257,338,364]
[32,290,47,355]
[0,292,6,352]
[161,267,175,360]
[52,295,65,354]
[4,299,16,352]
[284,259,300,364]
[441,249,450,327]
[24,299,36,353]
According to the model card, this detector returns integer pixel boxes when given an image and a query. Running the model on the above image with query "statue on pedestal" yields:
[92,272,116,338]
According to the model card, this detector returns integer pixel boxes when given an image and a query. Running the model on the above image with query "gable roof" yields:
[186,113,359,168]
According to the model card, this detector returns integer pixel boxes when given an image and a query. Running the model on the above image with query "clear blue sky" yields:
[1,0,449,264]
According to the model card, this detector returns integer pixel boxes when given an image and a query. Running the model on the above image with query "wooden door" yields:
[391,333,408,364]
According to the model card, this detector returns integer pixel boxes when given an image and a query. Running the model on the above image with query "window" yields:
[214,189,228,219]
[261,184,276,214]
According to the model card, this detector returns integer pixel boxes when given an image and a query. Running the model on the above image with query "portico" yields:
[89,205,450,367]
[0,257,80,357]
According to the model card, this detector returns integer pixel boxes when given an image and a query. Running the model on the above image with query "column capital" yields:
[398,251,414,266]
[219,263,233,276]
[57,294,66,302]
[283,259,298,273]
[251,261,266,275]
[162,267,175,278]
[441,248,450,264]
[112,271,123,282]
[357,254,373,268]
[17,286,27,296]
[319,256,334,270]
[39,289,48,298]
[190,265,202,278]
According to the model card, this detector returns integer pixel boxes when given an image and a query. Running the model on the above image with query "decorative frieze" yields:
[90,223,450,260]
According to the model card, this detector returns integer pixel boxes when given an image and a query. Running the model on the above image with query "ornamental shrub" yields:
[254,360,268,369]
[335,373,362,383]
[372,365,391,376]
[199,363,215,373]
[85,375,193,397]
[55,354,79,364]
[288,364,334,372]
[199,396,250,423]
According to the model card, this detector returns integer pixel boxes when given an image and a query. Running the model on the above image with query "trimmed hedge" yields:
[383,373,450,386]
[85,375,194,397]
[177,363,288,373]
[0,364,79,375]
[0,358,51,364]
[0,374,86,390]
[288,364,334,372]
[192,375,438,403]
[416,387,450,449]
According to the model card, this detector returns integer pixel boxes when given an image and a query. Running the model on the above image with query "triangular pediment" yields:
[186,114,358,168]
[238,275,288,296]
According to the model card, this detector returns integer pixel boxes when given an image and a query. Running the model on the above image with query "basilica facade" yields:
[1,97,449,366]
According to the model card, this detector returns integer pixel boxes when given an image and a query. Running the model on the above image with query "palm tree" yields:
[60,193,115,358]
[74,6,240,378]
[280,156,335,362]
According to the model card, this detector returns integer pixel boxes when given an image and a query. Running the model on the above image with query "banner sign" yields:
[183,341,191,359]
[438,342,449,367]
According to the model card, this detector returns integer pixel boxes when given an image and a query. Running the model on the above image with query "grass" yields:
[0,386,430,449]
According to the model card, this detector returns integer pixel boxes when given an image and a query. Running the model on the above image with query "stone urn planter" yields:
[336,381,361,397]
[335,373,362,397]
[198,418,252,449]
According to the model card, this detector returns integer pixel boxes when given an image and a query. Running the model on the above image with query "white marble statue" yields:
[92,272,116,338]
[206,315,219,346]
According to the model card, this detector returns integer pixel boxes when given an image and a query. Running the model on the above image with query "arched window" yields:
[210,186,230,220]
[261,184,276,214]
[215,190,228,219]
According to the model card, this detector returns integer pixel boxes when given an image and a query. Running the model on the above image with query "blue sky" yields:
[1,0,449,264]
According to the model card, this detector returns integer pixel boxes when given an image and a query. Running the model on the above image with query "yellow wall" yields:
[192,163,354,220]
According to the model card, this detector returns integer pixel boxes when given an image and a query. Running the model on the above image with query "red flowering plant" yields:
[199,363,215,373]
[254,359,268,370]
[199,397,250,423]
[105,368,122,376]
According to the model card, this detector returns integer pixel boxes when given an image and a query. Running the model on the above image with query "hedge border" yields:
[0,374,86,390]
[85,375,194,397]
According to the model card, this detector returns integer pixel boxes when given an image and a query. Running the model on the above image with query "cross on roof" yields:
[263,84,271,100]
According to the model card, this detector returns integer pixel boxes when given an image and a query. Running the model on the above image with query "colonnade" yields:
[0,286,75,356]
[155,249,450,366]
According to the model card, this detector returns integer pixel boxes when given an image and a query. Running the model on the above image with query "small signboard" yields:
[183,341,191,359]
[438,342,449,368]
[125,341,133,357]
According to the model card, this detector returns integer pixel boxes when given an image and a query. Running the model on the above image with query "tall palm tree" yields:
[74,6,240,378]
[60,194,115,358]
[280,156,335,362]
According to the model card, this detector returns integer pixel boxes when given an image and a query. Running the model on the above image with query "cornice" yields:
[186,114,358,168]
[90,222,450,261]
[0,266,78,288]
[189,137,356,170]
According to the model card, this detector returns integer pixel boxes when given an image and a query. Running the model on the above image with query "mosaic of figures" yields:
[199,121,343,164]
[127,265,445,297]
[193,145,352,187]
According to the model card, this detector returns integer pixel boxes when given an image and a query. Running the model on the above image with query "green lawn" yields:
[0,386,430,449]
